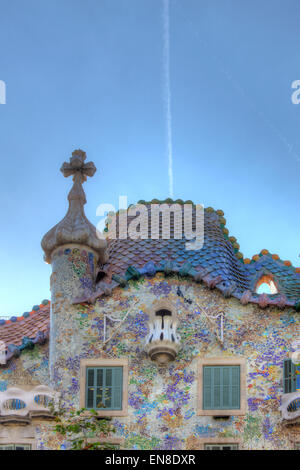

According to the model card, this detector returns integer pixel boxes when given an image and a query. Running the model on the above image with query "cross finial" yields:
[60,149,96,183]
[41,149,108,264]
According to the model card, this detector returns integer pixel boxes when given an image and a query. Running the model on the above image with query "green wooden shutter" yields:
[203,365,240,410]
[96,367,104,408]
[86,367,93,408]
[213,367,221,408]
[231,366,240,409]
[203,366,212,409]
[86,367,105,409]
[86,366,123,410]
[223,367,230,408]
[284,359,297,393]
[112,367,123,410]
[103,368,112,409]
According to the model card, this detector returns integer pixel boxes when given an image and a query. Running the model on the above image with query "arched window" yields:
[255,275,278,295]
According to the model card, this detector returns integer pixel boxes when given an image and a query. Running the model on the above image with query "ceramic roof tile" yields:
[0,303,50,348]
[100,204,300,307]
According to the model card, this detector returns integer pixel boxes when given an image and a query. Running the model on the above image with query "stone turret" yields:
[41,150,107,394]
[41,149,107,267]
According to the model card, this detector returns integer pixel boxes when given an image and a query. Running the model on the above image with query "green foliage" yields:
[243,415,262,441]
[125,434,161,450]
[52,405,117,450]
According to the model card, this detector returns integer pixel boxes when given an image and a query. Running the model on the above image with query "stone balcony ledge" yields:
[0,385,58,419]
[280,391,300,423]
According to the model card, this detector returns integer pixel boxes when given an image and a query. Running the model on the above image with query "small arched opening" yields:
[255,275,278,295]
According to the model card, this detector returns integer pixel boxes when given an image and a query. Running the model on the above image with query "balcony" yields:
[0,385,58,424]
[280,391,300,423]
[145,309,180,365]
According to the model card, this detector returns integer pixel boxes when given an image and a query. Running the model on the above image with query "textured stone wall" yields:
[1,262,299,449]
[0,342,49,391]
[0,342,54,450]
[46,256,299,450]
[49,245,97,388]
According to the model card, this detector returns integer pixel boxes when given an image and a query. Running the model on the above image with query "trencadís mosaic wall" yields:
[31,270,299,450]
[0,342,49,392]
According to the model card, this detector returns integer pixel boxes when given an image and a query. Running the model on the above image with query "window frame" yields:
[85,366,123,411]
[197,357,246,416]
[0,442,34,450]
[284,356,300,393]
[197,437,242,450]
[254,274,279,295]
[80,358,128,417]
[0,442,32,451]
[199,437,243,452]
[204,443,239,450]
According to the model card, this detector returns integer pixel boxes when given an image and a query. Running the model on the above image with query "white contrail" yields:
[162,0,174,198]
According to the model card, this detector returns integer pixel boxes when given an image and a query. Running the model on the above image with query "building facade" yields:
[0,150,300,450]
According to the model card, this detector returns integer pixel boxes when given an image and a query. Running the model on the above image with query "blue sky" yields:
[0,0,299,316]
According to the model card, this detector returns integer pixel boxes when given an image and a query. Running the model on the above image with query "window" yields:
[0,444,31,450]
[86,367,123,410]
[284,359,300,393]
[255,275,278,294]
[197,438,242,450]
[80,358,128,417]
[204,444,239,450]
[203,366,240,410]
[198,357,246,416]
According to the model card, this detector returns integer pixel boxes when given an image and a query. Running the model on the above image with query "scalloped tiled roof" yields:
[87,201,300,309]
[0,301,50,350]
[2,201,299,360]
